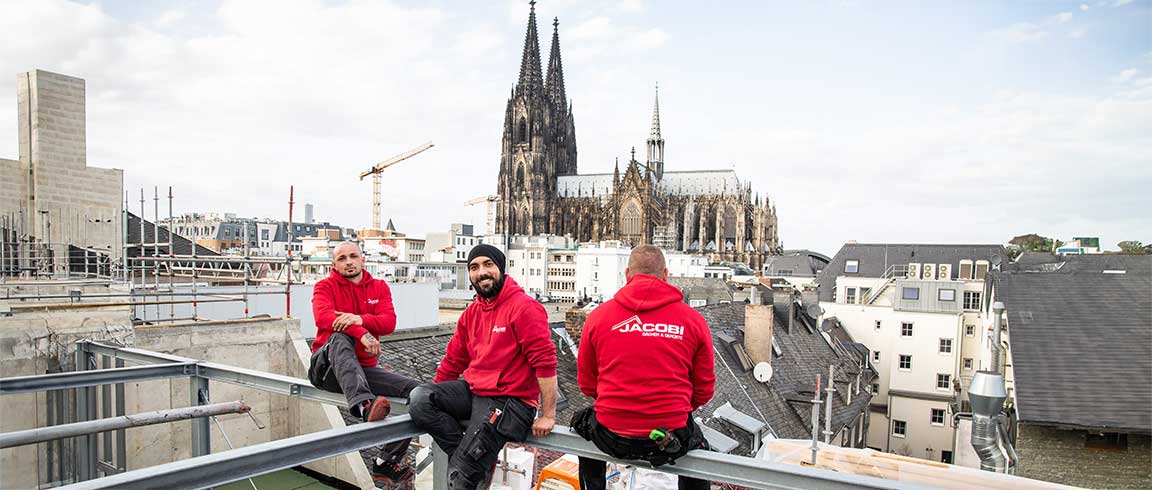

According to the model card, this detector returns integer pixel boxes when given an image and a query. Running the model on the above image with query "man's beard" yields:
[472,273,504,299]
[338,267,361,279]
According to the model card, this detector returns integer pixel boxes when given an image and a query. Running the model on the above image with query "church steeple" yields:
[646,83,665,180]
[517,1,544,95]
[545,17,567,111]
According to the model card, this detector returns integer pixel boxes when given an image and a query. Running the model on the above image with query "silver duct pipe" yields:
[969,370,1009,472]
[991,301,1005,374]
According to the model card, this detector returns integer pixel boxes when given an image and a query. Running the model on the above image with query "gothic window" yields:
[517,117,528,144]
[515,165,525,190]
[621,201,642,239]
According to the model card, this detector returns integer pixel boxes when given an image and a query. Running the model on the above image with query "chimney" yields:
[564,308,589,343]
[744,303,773,366]
[800,285,818,308]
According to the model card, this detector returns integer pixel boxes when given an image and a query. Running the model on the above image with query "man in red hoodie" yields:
[574,245,715,490]
[408,244,558,490]
[308,242,419,483]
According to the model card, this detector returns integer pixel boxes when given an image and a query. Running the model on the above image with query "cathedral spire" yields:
[516,1,544,94]
[649,82,662,140]
[545,16,567,110]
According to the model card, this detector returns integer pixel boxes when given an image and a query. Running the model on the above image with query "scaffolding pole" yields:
[0,401,249,449]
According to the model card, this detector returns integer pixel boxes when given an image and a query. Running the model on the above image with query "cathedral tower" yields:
[646,84,665,181]
[496,1,576,236]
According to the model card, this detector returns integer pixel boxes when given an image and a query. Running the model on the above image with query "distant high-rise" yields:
[304,203,314,224]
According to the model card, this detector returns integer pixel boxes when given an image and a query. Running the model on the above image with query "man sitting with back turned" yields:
[308,241,419,483]
[408,244,558,490]
[573,245,715,490]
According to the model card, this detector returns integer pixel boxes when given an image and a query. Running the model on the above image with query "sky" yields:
[0,0,1149,256]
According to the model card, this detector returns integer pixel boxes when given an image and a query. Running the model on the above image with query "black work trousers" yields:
[308,332,420,465]
[407,380,536,490]
[576,410,709,490]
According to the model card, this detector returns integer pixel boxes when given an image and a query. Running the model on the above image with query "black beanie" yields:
[467,244,506,275]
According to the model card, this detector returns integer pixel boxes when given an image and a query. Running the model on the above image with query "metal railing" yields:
[1,340,926,490]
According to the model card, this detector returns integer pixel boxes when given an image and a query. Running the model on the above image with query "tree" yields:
[1006,234,1055,259]
[1117,240,1146,254]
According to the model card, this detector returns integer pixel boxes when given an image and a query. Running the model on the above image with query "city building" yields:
[974,253,1151,488]
[502,235,575,300]
[1054,237,1101,255]
[425,223,478,263]
[1,70,124,277]
[492,4,781,268]
[762,249,832,288]
[574,240,629,301]
[816,243,1006,464]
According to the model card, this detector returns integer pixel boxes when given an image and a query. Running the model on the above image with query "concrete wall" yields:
[3,70,124,273]
[0,308,135,489]
[1015,425,1152,490]
[1,308,373,489]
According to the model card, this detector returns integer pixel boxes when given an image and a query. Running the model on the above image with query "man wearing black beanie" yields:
[466,244,506,299]
[409,243,558,489]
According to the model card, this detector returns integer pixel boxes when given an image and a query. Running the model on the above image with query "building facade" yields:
[493,4,781,269]
[817,243,1005,465]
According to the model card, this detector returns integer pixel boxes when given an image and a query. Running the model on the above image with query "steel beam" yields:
[195,362,352,408]
[58,415,422,490]
[189,377,211,458]
[527,427,925,490]
[0,363,196,395]
[1,401,250,449]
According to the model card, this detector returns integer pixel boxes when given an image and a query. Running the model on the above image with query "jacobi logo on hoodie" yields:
[609,315,684,340]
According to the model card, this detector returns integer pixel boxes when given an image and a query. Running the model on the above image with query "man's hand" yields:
[332,311,364,332]
[532,416,555,438]
[360,333,381,356]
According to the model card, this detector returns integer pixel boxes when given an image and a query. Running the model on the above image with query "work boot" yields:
[370,459,414,484]
[362,397,391,423]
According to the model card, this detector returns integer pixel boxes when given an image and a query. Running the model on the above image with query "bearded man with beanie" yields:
[307,242,420,483]
[573,245,715,490]
[408,244,558,490]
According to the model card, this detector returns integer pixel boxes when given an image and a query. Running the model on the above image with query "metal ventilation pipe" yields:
[991,301,1005,374]
[969,370,1009,472]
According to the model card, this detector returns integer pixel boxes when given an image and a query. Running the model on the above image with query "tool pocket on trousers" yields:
[307,344,332,389]
[464,424,498,462]
[494,398,534,442]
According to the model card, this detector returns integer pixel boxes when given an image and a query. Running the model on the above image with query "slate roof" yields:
[763,250,829,277]
[816,243,1006,301]
[992,254,1152,433]
[669,277,734,304]
[125,212,219,257]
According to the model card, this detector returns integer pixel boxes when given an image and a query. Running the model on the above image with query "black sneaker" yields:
[370,460,413,483]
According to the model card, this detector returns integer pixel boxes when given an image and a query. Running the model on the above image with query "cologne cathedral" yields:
[495,3,781,268]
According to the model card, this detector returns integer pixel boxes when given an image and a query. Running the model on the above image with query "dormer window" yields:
[844,259,859,274]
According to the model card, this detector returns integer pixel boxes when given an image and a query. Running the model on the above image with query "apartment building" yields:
[816,243,1005,464]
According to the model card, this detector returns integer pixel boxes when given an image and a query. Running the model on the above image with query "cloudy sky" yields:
[1,0,1149,255]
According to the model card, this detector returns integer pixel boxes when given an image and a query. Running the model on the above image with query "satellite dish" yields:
[991,254,1004,270]
[806,304,824,318]
[753,362,773,383]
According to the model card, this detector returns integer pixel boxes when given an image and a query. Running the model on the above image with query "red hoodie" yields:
[577,274,715,437]
[435,276,557,406]
[311,269,397,367]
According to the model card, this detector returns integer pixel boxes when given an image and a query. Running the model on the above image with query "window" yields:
[893,420,907,437]
[938,288,956,302]
[844,260,859,273]
[901,322,913,337]
[939,338,953,354]
[845,287,857,304]
[963,358,973,370]
[937,374,951,390]
[1085,432,1128,451]
[875,320,882,331]
[873,351,881,362]
[963,291,982,310]
[871,383,879,394]
[859,287,871,303]
[899,355,912,370]
[942,450,953,464]
[965,324,975,337]
[931,409,946,426]
[901,287,920,300]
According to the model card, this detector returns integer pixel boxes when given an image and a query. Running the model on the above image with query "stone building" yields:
[0,70,124,277]
[494,4,781,269]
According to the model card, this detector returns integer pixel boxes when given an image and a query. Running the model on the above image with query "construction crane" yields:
[464,195,498,236]
[359,142,434,231]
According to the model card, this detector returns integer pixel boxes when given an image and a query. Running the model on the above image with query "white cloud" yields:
[1051,12,1074,24]
[629,28,666,51]
[1114,0,1133,6]
[1080,3,1091,11]
[1070,28,1087,38]
[568,16,612,40]
[990,22,1048,43]
[1112,68,1139,82]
